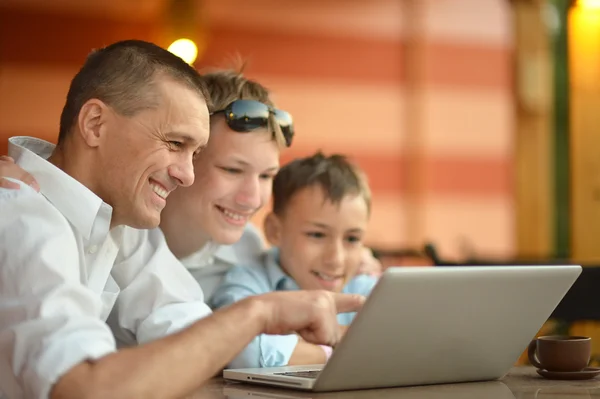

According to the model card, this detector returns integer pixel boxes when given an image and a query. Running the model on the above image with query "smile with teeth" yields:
[150,182,169,200]
[312,270,344,281]
[216,205,249,221]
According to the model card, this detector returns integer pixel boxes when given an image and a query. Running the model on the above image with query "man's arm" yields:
[0,186,117,399]
[0,186,364,398]
[52,290,364,399]
[0,155,39,191]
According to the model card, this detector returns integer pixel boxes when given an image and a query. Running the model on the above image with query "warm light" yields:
[167,38,198,65]
[577,0,600,10]
[570,4,600,88]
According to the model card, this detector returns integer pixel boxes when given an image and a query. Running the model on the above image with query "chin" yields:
[212,228,245,245]
[131,211,161,229]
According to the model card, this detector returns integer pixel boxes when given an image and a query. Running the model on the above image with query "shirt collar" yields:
[213,244,239,265]
[8,136,110,240]
[179,240,241,270]
[264,247,299,291]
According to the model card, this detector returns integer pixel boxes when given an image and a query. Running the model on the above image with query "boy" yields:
[211,151,376,368]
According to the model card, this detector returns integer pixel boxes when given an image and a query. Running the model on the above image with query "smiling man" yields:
[0,41,364,399]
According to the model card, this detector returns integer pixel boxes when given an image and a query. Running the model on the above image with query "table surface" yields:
[184,366,600,399]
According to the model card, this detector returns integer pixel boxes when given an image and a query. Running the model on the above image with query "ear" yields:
[76,99,109,148]
[263,212,282,247]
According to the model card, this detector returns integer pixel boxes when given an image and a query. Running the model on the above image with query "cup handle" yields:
[528,339,543,369]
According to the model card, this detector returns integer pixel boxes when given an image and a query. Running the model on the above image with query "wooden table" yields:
[185,366,600,398]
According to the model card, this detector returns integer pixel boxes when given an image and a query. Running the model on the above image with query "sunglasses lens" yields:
[274,110,294,146]
[222,100,295,147]
[228,100,269,131]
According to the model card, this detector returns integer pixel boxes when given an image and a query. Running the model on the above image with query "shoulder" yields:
[116,227,181,270]
[209,255,272,308]
[215,253,273,294]
[0,184,80,289]
[0,182,74,236]
[224,254,270,283]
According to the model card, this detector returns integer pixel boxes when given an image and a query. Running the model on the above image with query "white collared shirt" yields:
[0,137,212,399]
[180,223,266,302]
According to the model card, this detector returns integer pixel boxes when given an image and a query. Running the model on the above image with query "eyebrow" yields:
[306,222,364,234]
[307,222,330,229]
[229,158,279,172]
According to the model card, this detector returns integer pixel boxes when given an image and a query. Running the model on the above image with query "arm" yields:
[0,185,365,398]
[53,290,364,399]
[0,186,116,399]
[211,266,328,368]
[0,155,39,191]
[52,296,268,399]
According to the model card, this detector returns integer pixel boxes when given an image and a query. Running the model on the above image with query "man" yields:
[0,40,363,399]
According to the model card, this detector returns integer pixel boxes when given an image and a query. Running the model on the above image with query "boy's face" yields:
[268,185,369,292]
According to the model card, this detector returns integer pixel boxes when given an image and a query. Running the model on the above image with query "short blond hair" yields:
[201,69,287,148]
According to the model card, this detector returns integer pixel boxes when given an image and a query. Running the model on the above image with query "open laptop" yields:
[223,265,581,392]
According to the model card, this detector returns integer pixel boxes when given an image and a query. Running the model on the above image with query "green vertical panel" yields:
[548,0,571,259]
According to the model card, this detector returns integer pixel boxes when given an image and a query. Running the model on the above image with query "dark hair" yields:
[272,151,371,215]
[58,39,210,144]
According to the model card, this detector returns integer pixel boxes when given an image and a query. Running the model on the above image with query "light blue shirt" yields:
[210,247,378,368]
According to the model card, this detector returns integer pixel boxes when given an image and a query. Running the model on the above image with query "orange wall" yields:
[0,0,514,260]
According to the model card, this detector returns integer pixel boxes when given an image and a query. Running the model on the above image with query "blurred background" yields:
[2,0,600,365]
[2,0,600,266]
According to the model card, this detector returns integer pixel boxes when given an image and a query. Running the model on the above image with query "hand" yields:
[357,247,382,277]
[254,290,365,348]
[0,156,39,192]
[296,324,348,341]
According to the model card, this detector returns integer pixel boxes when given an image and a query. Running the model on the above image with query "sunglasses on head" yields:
[211,99,294,147]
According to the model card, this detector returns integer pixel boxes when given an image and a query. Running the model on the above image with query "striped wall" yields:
[0,0,515,260]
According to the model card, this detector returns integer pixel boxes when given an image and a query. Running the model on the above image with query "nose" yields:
[235,175,262,210]
[323,239,345,268]
[168,155,195,187]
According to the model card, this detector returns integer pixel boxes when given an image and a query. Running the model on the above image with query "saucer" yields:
[536,367,600,380]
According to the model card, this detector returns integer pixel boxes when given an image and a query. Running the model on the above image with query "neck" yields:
[48,141,98,192]
[160,216,212,259]
[48,140,118,227]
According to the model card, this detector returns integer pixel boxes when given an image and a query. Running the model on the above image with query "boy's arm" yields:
[211,265,298,368]
[0,155,39,191]
[212,266,328,368]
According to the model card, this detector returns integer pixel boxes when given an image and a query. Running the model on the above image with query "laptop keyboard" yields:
[273,370,322,379]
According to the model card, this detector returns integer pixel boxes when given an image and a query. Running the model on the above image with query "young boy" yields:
[210,151,376,368]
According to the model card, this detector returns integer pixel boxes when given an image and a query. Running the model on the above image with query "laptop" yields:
[222,379,515,399]
[223,265,581,392]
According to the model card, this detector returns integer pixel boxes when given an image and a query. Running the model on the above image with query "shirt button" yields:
[88,245,99,254]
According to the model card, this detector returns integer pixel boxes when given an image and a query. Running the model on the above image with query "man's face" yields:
[162,115,280,245]
[99,76,210,229]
